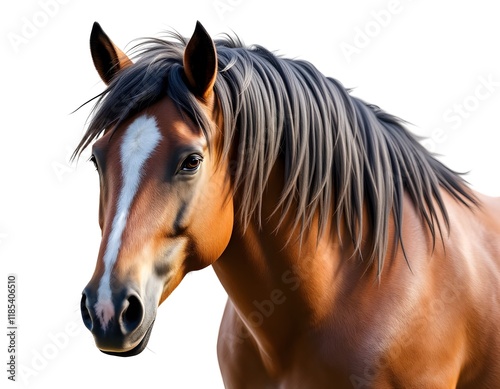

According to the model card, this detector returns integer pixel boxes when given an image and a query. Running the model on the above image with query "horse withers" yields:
[75,21,500,388]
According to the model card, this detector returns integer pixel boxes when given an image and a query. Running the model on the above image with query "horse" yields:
[75,21,500,388]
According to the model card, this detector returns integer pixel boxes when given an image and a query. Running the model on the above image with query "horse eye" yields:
[89,155,98,171]
[180,154,203,173]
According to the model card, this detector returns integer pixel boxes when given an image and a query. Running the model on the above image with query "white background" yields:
[1,0,499,388]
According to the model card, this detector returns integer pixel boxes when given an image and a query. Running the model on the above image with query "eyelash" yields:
[89,155,98,171]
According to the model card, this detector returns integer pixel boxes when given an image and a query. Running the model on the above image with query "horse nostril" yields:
[120,294,144,334]
[80,292,93,331]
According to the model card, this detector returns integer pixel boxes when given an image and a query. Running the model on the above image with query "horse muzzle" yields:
[80,286,156,356]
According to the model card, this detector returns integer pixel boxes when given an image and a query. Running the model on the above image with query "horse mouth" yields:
[100,319,155,357]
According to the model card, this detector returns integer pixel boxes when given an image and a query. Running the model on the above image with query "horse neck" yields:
[212,160,365,367]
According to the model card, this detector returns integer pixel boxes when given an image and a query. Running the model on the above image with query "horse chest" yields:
[217,304,399,388]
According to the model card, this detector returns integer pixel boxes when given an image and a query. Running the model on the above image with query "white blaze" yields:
[94,115,162,331]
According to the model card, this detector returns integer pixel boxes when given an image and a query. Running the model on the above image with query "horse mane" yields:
[73,30,477,275]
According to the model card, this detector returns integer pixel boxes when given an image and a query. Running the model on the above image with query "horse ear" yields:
[183,21,217,100]
[90,22,132,85]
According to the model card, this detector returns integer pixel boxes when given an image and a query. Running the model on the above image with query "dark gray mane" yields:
[73,31,476,274]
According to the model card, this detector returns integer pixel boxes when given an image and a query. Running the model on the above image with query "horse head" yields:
[80,22,233,355]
